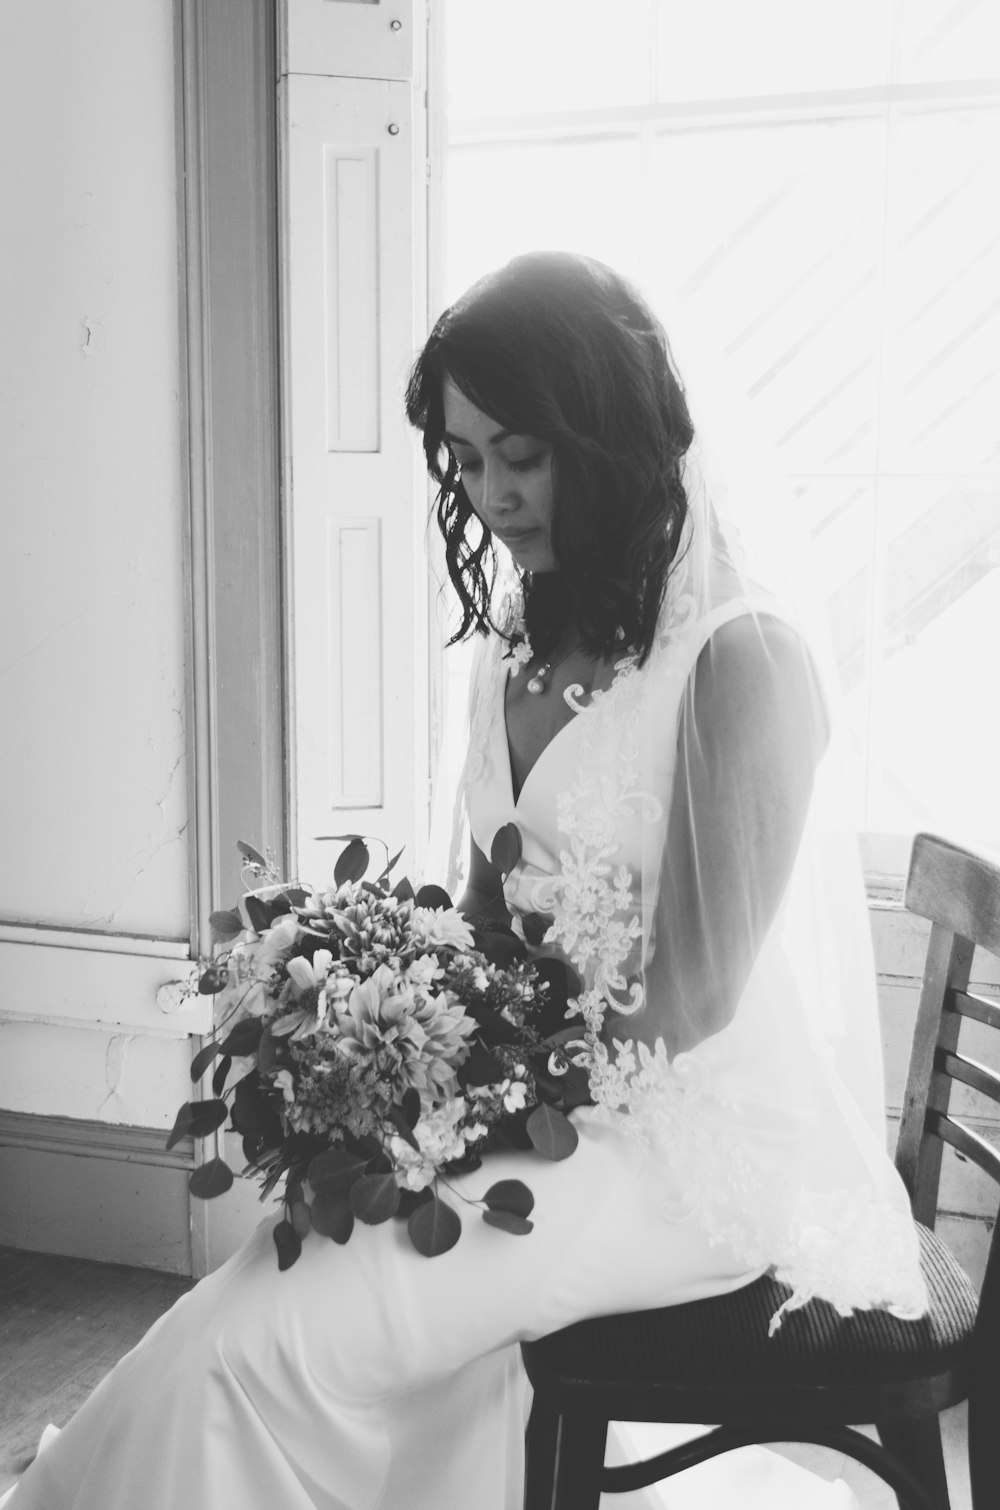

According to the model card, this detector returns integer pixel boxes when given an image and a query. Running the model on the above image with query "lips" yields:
[493,528,539,545]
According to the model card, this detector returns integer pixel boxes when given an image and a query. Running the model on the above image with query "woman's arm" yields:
[611,611,830,1054]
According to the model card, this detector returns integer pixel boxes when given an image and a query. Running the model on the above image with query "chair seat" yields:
[522,1224,978,1394]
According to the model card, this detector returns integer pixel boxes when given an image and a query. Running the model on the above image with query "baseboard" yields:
[0,1112,195,1274]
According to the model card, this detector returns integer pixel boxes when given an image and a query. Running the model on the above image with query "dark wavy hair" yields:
[405,251,694,665]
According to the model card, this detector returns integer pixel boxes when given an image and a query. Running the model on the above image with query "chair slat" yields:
[906,833,1000,954]
[938,1048,1000,1106]
[952,989,1000,1033]
[927,1109,1000,1185]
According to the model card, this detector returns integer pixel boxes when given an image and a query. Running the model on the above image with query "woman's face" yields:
[441,378,558,573]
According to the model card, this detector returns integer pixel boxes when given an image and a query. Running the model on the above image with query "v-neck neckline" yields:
[498,654,630,808]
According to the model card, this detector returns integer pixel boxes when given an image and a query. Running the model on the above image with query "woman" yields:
[4,253,927,1510]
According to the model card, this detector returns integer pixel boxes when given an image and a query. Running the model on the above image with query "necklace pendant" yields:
[526,674,545,695]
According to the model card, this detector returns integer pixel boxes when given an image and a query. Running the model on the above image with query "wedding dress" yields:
[4,484,927,1510]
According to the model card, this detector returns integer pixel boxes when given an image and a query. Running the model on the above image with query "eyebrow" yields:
[443,428,518,448]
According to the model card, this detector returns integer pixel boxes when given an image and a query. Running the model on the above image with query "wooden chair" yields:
[521,832,1000,1510]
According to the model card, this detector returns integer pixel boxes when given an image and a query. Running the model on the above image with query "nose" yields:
[478,460,521,526]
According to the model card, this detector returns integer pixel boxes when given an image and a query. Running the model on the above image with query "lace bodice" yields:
[462,601,929,1330]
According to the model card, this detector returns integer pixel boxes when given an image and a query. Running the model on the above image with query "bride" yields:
[3,252,927,1510]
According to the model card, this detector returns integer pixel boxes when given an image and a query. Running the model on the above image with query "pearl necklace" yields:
[524,644,581,696]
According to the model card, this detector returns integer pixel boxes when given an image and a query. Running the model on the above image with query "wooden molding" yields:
[0,1110,194,1168]
[175,0,288,962]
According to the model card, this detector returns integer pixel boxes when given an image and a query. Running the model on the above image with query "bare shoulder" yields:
[691,609,829,758]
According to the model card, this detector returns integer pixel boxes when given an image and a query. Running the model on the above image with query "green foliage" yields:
[334,838,370,885]
[219,1018,264,1058]
[482,1179,534,1217]
[482,1209,534,1235]
[458,1041,506,1088]
[189,1157,235,1199]
[166,1098,228,1150]
[209,908,244,942]
[349,1173,401,1224]
[408,1195,461,1257]
[526,1102,579,1161]
[310,1188,354,1243]
[211,1054,232,1099]
[273,1218,302,1270]
[490,822,522,879]
[198,964,230,995]
[190,1041,222,1083]
[414,883,453,910]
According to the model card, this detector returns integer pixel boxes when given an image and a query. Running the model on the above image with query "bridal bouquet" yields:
[167,834,589,1269]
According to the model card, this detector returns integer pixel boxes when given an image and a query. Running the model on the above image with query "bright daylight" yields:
[1,5,998,1510]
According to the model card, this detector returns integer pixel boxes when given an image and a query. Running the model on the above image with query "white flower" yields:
[471,966,490,991]
[273,1068,296,1104]
[409,906,475,953]
[334,965,476,1097]
[390,1100,472,1190]
[406,952,443,988]
[502,1080,528,1113]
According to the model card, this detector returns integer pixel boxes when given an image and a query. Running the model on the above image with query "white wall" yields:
[0,0,190,1148]
[1,0,187,942]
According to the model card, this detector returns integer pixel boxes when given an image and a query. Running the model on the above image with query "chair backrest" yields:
[897,832,1000,1345]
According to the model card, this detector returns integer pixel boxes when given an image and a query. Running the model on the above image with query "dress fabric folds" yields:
[5,630,766,1510]
[6,576,925,1508]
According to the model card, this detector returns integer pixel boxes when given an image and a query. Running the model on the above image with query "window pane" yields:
[645,118,886,475]
[655,0,894,100]
[869,480,1000,848]
[878,106,1000,475]
[446,0,652,121]
[897,0,1000,84]
[445,138,642,301]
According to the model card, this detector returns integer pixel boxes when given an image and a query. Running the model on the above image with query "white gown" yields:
[3,650,771,1510]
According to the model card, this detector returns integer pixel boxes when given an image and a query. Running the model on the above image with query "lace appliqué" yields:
[542,584,927,1329]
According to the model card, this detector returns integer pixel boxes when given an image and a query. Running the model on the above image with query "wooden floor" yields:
[0,1246,972,1507]
[0,1246,192,1495]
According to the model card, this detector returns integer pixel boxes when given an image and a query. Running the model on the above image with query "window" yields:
[438,0,1000,878]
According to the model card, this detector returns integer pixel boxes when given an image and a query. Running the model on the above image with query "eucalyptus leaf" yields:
[273,1218,302,1270]
[408,1195,461,1257]
[211,1054,232,1099]
[388,1106,419,1151]
[526,1102,579,1161]
[290,1200,312,1238]
[219,1018,264,1058]
[307,1149,367,1191]
[189,1157,235,1199]
[482,1209,534,1236]
[391,876,415,902]
[237,840,269,870]
[458,1041,505,1088]
[209,908,244,942]
[482,1179,535,1218]
[521,911,552,947]
[334,838,370,886]
[197,964,230,995]
[490,822,522,879]
[256,1026,279,1078]
[310,1187,355,1243]
[349,1173,401,1225]
[414,883,453,911]
[190,1041,222,1083]
[244,894,273,934]
[400,1087,421,1128]
[166,1098,229,1151]
[396,1187,434,1218]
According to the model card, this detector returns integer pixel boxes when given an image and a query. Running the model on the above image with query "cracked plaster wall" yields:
[1,0,188,939]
